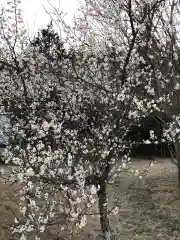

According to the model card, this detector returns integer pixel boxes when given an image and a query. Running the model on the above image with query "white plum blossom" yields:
[25,168,34,177]
[135,169,139,176]
[174,83,180,90]
[144,140,151,144]
[20,234,27,240]
[90,185,98,195]
[112,206,119,215]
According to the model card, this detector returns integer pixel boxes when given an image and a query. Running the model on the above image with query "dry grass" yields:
[0,183,21,240]
[78,158,180,239]
[1,159,180,239]
[109,158,180,240]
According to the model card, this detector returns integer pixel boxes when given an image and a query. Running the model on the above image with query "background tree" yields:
[71,0,180,189]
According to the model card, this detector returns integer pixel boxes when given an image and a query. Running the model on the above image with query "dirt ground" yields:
[82,158,180,240]
[0,183,20,240]
[1,158,180,240]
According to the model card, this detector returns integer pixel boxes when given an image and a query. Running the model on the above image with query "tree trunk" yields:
[174,141,180,189]
[97,181,115,240]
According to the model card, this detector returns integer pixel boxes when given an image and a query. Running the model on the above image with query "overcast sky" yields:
[1,0,80,38]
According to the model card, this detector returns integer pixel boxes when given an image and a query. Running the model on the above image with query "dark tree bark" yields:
[175,141,180,189]
[97,181,115,240]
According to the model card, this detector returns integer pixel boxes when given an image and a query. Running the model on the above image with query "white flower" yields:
[150,162,154,167]
[135,169,139,176]
[20,233,27,240]
[39,225,45,232]
[17,172,24,182]
[122,162,126,168]
[26,225,34,232]
[117,93,125,101]
[79,215,87,228]
[112,206,119,215]
[168,62,173,67]
[14,217,19,223]
[44,193,48,200]
[20,206,27,216]
[29,200,36,208]
[144,139,151,144]
[42,121,49,131]
[20,196,25,201]
[31,124,37,130]
[174,83,180,90]
[90,185,97,194]
[26,168,34,177]
[147,88,155,95]
[0,168,4,175]
[49,212,55,218]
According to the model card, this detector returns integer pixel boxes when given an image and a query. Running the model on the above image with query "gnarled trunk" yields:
[97,181,115,240]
